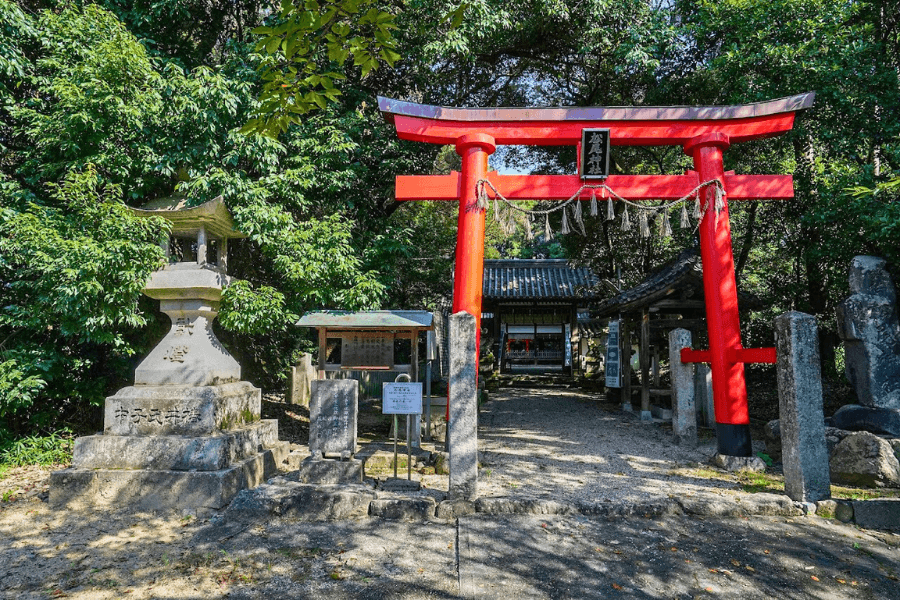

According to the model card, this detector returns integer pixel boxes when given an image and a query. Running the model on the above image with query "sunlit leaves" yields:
[242,0,399,136]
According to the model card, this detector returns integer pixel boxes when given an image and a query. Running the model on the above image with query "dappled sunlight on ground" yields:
[477,387,740,503]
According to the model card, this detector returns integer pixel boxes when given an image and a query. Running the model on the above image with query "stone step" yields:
[71,420,279,471]
[50,441,290,514]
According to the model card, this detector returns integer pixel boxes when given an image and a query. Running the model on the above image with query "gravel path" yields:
[476,387,745,504]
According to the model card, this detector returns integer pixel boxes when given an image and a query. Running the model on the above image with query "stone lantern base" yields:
[50,382,289,513]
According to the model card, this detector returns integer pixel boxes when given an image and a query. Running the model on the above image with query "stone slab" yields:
[650,405,673,421]
[436,498,476,520]
[294,456,363,484]
[377,477,422,492]
[851,499,900,531]
[49,442,288,512]
[474,497,576,516]
[448,312,478,500]
[832,404,900,437]
[775,311,831,502]
[278,484,375,521]
[72,420,278,471]
[675,492,799,517]
[104,381,260,436]
[369,497,435,520]
[309,379,358,458]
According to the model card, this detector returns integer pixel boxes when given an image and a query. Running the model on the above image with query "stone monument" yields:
[51,196,289,513]
[834,256,900,436]
[295,379,363,484]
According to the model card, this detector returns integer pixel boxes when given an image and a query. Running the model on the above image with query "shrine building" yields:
[480,259,602,374]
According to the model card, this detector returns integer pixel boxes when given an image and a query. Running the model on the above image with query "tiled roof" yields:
[592,249,702,317]
[483,259,601,301]
[592,247,761,317]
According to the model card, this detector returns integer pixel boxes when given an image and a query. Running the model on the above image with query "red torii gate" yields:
[379,93,815,457]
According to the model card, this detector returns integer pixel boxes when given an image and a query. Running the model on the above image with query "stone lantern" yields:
[51,196,288,513]
[131,195,243,386]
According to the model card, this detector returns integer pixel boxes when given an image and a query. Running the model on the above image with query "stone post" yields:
[449,311,478,500]
[775,311,831,502]
[669,329,697,446]
[287,352,314,406]
[695,365,715,428]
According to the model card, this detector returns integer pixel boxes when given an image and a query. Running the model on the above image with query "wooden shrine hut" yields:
[481,259,604,374]
[592,248,759,416]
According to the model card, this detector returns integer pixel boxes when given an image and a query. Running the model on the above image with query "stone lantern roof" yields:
[130,195,247,239]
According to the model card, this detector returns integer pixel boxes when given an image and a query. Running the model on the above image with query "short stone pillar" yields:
[448,312,478,500]
[775,311,831,502]
[695,364,715,428]
[668,329,697,446]
[286,352,315,406]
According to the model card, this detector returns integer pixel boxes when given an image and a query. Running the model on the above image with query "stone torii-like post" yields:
[379,93,814,457]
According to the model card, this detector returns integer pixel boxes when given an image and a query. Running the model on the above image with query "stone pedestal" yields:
[51,382,288,512]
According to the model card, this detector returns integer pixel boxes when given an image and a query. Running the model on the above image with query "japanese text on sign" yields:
[382,382,423,415]
[580,128,610,180]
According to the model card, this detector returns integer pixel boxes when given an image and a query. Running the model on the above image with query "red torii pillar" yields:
[380,93,815,456]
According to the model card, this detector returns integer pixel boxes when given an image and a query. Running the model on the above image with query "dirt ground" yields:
[3,477,900,600]
[3,388,900,599]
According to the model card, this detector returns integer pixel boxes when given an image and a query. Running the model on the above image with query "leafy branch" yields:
[242,0,399,136]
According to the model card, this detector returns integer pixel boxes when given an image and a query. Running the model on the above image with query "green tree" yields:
[0,167,168,437]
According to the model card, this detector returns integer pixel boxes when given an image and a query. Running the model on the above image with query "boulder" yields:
[768,421,855,460]
[830,431,900,488]
[824,427,852,456]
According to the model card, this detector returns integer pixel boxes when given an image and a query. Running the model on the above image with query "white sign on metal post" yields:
[382,382,423,414]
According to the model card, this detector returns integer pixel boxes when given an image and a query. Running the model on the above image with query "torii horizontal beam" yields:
[395,172,795,202]
[379,93,814,146]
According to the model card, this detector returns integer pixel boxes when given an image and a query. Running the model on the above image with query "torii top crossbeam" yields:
[379,93,815,457]
[380,93,814,146]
